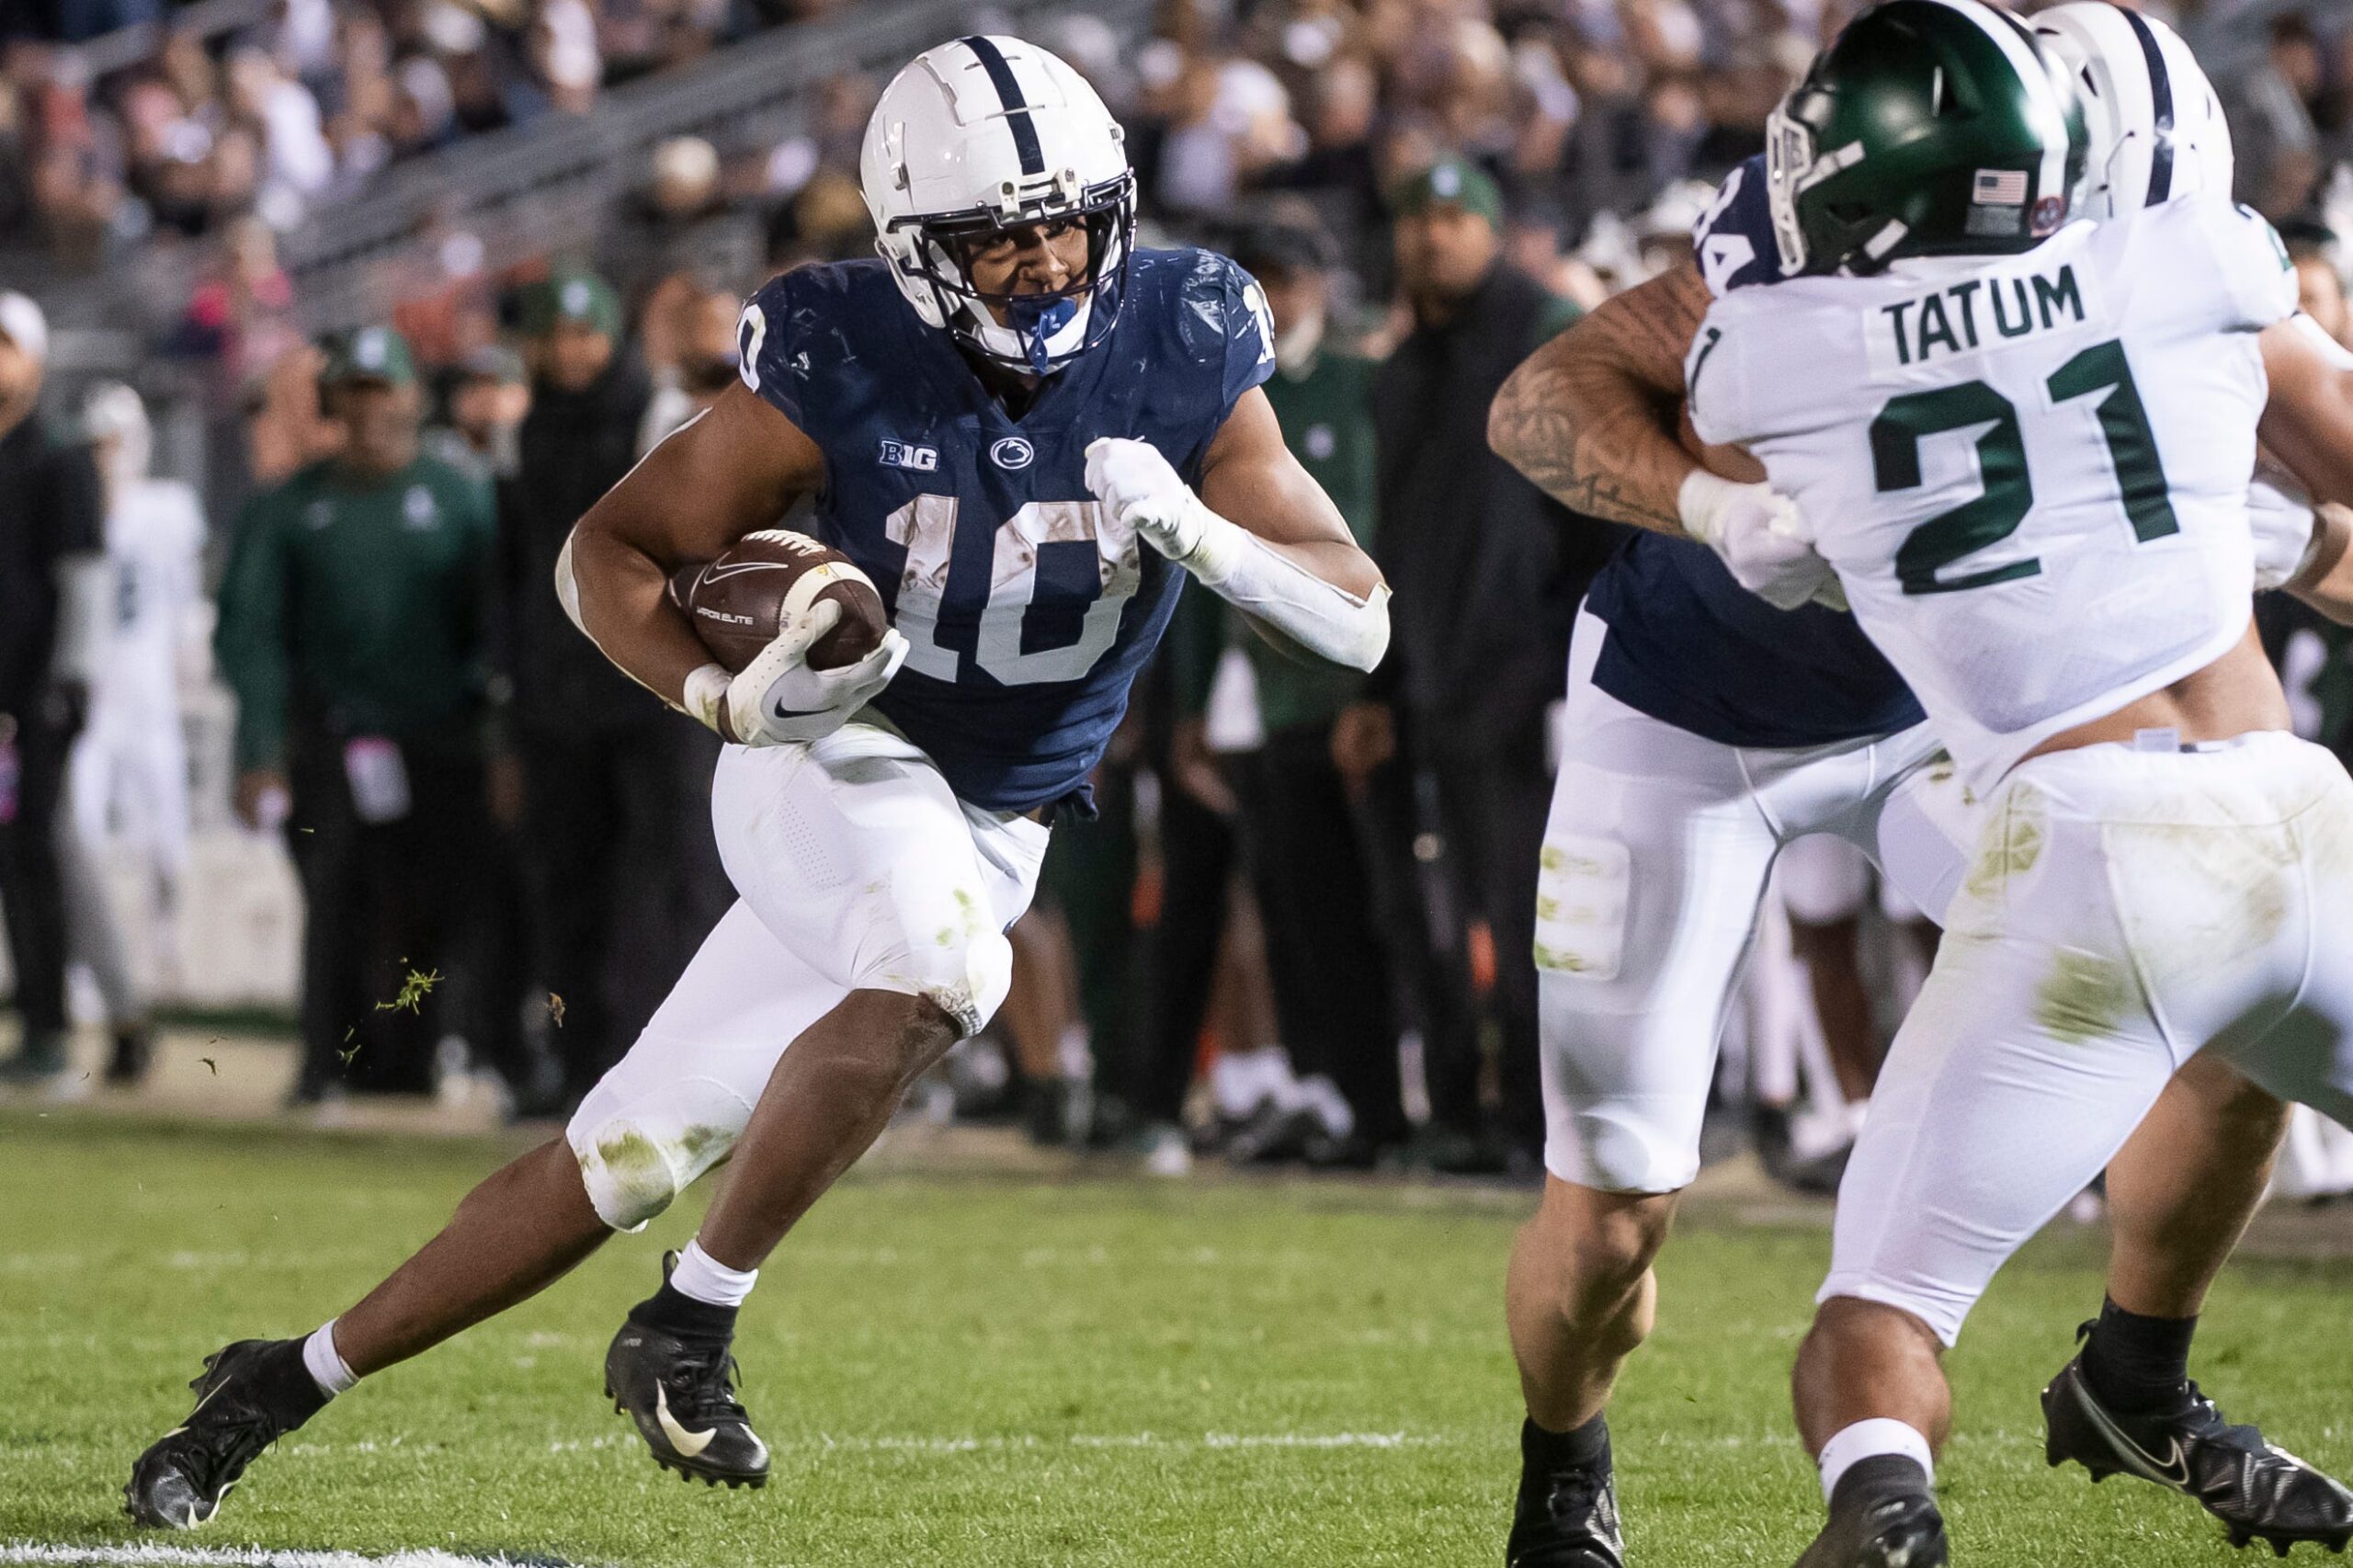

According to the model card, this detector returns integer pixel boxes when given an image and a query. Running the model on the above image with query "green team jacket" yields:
[1172,346,1381,735]
[214,455,498,770]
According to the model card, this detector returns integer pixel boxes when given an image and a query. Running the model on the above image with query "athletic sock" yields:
[1824,1451,1934,1517]
[669,1239,759,1308]
[631,1244,750,1342]
[301,1320,358,1399]
[1523,1412,1611,1472]
[1818,1418,1935,1504]
[2082,1297,2198,1413]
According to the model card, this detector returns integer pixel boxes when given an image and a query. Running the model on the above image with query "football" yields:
[668,528,890,674]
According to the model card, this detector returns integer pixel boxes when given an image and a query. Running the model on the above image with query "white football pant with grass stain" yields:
[1821,731,2353,1345]
[566,718,1051,1231]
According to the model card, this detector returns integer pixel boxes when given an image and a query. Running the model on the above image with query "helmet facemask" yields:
[881,168,1136,376]
[1765,95,1874,275]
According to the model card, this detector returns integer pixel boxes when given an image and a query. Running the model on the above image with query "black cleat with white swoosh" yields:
[1793,1455,1948,1568]
[2044,1331,2353,1556]
[1506,1419,1624,1567]
[605,1308,769,1489]
[125,1338,325,1528]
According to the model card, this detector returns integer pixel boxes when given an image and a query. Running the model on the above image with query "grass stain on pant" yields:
[2034,950,2138,1045]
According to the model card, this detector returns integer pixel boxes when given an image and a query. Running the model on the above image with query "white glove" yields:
[2250,463,2325,593]
[685,597,909,747]
[1679,469,1847,612]
[1085,437,1230,574]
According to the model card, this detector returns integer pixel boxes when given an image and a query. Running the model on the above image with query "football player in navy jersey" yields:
[1485,9,2353,1564]
[126,36,1386,1527]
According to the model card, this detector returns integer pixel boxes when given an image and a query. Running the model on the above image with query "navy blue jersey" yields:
[1580,156,1927,749]
[741,247,1274,811]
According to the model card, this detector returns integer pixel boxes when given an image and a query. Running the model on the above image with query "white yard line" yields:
[533,1429,1447,1457]
[0,1549,555,1568]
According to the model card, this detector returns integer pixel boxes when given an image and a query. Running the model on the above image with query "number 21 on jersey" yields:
[1875,335,2177,596]
[884,497,1141,686]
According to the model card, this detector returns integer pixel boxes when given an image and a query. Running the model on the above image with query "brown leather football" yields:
[667,529,889,674]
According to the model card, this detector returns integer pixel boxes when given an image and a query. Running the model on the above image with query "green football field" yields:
[6,1110,2352,1567]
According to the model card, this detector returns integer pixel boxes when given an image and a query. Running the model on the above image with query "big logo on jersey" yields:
[884,495,1142,686]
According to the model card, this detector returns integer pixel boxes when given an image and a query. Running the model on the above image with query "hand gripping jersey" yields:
[1580,155,1927,748]
[1688,194,2297,791]
[739,247,1274,812]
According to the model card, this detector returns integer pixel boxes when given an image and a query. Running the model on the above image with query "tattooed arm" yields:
[1486,260,1758,536]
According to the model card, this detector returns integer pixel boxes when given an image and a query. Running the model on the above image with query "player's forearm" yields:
[1164,520,1389,672]
[560,391,819,721]
[2258,316,2353,509]
[1488,267,1712,536]
[1239,532,1383,602]
[2286,504,2353,626]
[1489,350,1691,533]
[561,510,712,713]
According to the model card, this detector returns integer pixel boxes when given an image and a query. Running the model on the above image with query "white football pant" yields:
[1537,607,1975,1193]
[1823,732,2353,1344]
[567,720,1051,1231]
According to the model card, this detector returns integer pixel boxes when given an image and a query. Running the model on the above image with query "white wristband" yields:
[1677,468,1748,547]
[682,663,731,736]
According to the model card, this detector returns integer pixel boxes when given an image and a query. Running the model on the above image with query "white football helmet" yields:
[2033,4,2232,218]
[861,35,1135,375]
[83,381,153,487]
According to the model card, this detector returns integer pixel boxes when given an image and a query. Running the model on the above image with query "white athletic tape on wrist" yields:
[1676,468,1748,547]
[683,663,731,735]
[1163,499,1390,673]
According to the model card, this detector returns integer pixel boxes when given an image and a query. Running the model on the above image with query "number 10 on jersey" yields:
[883,497,1142,686]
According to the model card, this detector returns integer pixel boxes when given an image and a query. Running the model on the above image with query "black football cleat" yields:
[125,1338,324,1528]
[2044,1336,2353,1556]
[1507,1420,1624,1567]
[1794,1456,1948,1568]
[605,1314,769,1489]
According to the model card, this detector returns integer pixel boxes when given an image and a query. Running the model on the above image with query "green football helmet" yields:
[1767,0,2087,275]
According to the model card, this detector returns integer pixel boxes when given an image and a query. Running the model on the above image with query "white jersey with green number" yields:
[1686,194,2298,791]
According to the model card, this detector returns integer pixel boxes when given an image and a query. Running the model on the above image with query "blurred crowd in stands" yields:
[3,0,2352,1190]
[0,0,850,260]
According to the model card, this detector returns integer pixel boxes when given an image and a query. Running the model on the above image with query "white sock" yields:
[1298,1075,1355,1141]
[670,1239,759,1309]
[302,1320,358,1398]
[1055,1023,1093,1082]
[1818,1418,1934,1503]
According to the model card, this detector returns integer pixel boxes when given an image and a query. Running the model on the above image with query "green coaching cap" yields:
[520,269,622,338]
[1388,156,1505,227]
[322,325,417,387]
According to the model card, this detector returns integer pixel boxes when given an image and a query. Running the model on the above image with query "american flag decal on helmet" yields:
[1972,168,2029,204]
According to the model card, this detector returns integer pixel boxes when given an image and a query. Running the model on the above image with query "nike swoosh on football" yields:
[699,562,793,582]
[2075,1384,2192,1488]
[655,1382,718,1459]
